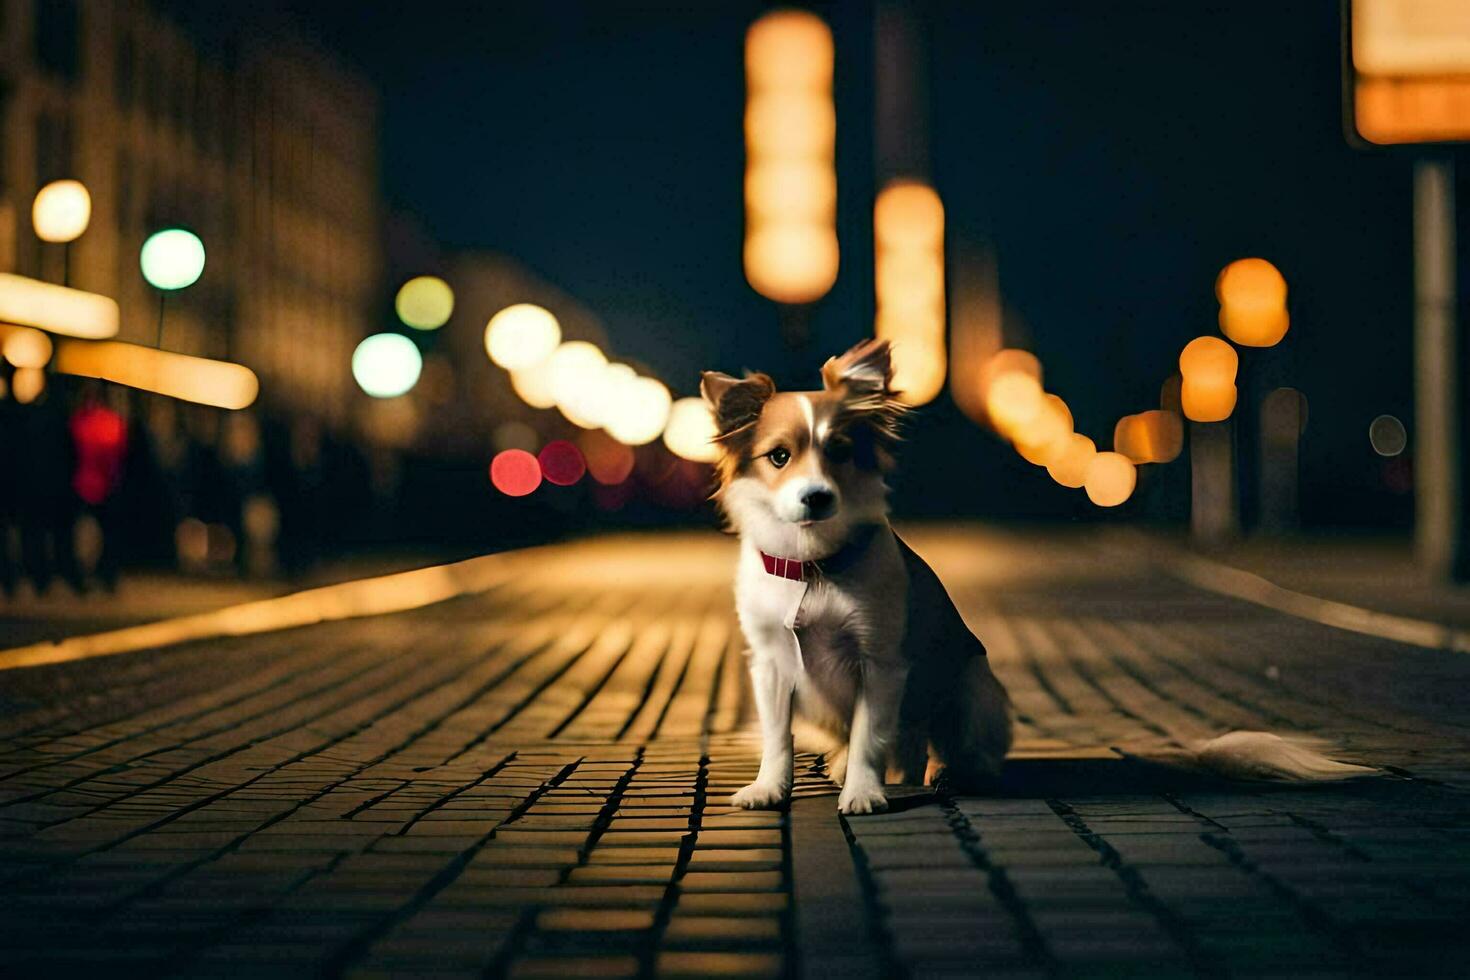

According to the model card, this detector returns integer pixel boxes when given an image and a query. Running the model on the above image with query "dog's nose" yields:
[801,488,835,519]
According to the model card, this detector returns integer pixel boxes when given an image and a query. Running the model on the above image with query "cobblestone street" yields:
[3,527,1470,978]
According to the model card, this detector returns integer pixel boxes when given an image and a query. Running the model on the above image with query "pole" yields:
[1413,158,1462,579]
[1190,420,1237,546]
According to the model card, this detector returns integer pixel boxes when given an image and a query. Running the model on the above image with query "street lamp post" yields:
[32,179,92,287]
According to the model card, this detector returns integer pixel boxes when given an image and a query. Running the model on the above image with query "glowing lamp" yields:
[744,224,840,305]
[12,367,45,404]
[1084,452,1136,507]
[1047,434,1096,489]
[32,180,92,243]
[140,229,206,290]
[490,449,542,497]
[874,181,945,253]
[395,276,454,331]
[1181,381,1237,423]
[485,303,561,370]
[605,376,673,446]
[888,339,947,408]
[0,273,119,338]
[1015,394,1073,465]
[745,9,834,93]
[538,440,587,486]
[664,397,721,462]
[1143,410,1184,463]
[986,371,1044,437]
[352,333,422,399]
[2,326,54,369]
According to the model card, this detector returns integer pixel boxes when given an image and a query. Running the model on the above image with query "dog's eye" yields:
[824,438,852,463]
[767,447,790,469]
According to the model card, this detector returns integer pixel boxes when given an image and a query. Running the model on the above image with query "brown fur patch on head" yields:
[821,339,907,454]
[701,370,776,487]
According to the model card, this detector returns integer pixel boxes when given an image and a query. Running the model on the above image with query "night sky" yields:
[222,1,1415,526]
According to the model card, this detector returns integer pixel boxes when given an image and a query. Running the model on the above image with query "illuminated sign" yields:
[1348,0,1470,144]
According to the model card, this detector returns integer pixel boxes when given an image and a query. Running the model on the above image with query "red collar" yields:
[760,551,812,582]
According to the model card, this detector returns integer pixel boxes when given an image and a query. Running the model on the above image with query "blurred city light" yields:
[490,449,543,497]
[31,179,92,244]
[537,440,587,486]
[1179,336,1239,422]
[743,8,838,305]
[547,341,608,427]
[56,340,260,410]
[510,358,559,409]
[1114,410,1184,464]
[1352,0,1470,144]
[1014,394,1073,466]
[1,325,54,369]
[663,397,721,462]
[1047,433,1096,488]
[1084,451,1137,507]
[874,180,946,405]
[140,229,206,290]
[395,276,454,331]
[485,303,561,370]
[1369,413,1408,457]
[581,430,637,485]
[986,371,1044,435]
[0,273,119,338]
[1217,257,1289,347]
[12,367,45,404]
[351,333,422,399]
[605,376,673,446]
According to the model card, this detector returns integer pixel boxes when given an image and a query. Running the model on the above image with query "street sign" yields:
[1346,0,1470,145]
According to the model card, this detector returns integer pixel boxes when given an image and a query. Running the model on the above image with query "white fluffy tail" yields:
[1190,731,1376,782]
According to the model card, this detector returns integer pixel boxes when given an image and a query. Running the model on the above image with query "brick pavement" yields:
[2,528,1469,977]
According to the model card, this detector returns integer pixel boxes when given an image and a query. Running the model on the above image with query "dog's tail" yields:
[1184,731,1376,782]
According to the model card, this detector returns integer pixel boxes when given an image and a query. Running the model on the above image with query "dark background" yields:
[170,0,1416,529]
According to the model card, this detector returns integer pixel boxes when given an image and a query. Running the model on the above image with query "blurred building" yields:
[0,0,380,427]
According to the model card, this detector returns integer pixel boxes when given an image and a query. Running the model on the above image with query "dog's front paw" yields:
[837,783,888,815]
[731,780,790,810]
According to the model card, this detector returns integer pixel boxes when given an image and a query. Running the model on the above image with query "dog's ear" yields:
[701,371,776,437]
[821,339,893,396]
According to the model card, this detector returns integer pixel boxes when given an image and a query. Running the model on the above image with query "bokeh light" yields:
[743,225,840,305]
[140,229,206,290]
[1047,434,1096,489]
[663,397,721,462]
[1115,410,1184,464]
[55,339,259,409]
[874,179,946,406]
[510,359,558,409]
[485,303,561,370]
[605,376,673,446]
[1179,336,1239,423]
[352,333,422,399]
[12,367,45,404]
[538,440,587,486]
[1369,414,1407,457]
[547,341,608,426]
[2,327,53,369]
[581,430,637,486]
[491,449,542,497]
[32,179,92,243]
[0,273,119,338]
[986,371,1044,435]
[1014,394,1073,466]
[743,8,837,306]
[1084,452,1137,507]
[394,276,454,331]
[1217,258,1289,347]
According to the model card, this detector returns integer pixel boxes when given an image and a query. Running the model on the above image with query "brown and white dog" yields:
[702,339,1375,815]
[702,339,1012,814]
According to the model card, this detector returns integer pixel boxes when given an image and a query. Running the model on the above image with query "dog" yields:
[702,338,1375,815]
[702,339,1012,814]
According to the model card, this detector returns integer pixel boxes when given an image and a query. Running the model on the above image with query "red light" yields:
[580,431,636,486]
[537,440,586,486]
[490,449,542,497]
